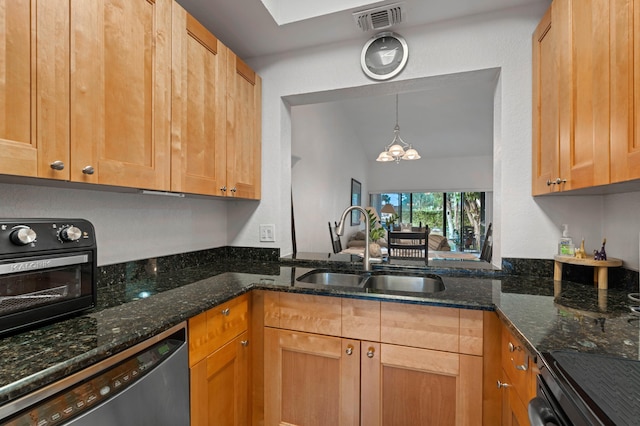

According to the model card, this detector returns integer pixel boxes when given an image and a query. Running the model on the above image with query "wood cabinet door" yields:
[264,328,360,426]
[500,369,530,426]
[361,343,482,426]
[0,0,69,180]
[226,53,261,199]
[556,0,610,190]
[190,331,250,426]
[70,0,171,189]
[610,0,640,182]
[532,5,560,195]
[171,5,227,196]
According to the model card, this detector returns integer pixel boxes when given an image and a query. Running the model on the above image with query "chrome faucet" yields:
[336,206,371,271]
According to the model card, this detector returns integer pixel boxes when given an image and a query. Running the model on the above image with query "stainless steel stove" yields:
[530,350,640,425]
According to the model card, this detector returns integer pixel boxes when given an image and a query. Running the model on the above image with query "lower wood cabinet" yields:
[498,326,537,426]
[261,292,484,425]
[188,294,250,426]
[362,342,482,426]
[500,368,530,426]
[191,331,250,425]
[264,328,360,425]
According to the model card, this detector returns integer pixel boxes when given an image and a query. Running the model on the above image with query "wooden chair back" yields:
[328,221,342,254]
[387,228,429,263]
[480,223,493,262]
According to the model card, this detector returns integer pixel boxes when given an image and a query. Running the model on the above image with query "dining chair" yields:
[387,227,429,263]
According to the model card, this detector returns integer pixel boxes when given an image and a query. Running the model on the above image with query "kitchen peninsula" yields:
[0,250,637,424]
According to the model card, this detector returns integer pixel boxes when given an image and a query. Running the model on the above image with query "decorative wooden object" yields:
[553,255,622,289]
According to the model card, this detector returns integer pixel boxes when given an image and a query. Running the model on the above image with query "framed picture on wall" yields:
[351,178,361,225]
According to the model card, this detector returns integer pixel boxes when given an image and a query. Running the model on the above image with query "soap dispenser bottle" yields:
[558,224,575,256]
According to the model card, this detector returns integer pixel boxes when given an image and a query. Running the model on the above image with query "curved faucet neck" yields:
[336,206,371,271]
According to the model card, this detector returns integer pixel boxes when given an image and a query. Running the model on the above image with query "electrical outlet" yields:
[259,224,275,242]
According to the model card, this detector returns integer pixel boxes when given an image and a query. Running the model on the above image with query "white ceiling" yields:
[175,0,547,161]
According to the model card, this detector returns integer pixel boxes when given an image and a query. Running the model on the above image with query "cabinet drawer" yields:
[266,293,342,336]
[501,326,533,402]
[381,303,467,353]
[189,294,249,366]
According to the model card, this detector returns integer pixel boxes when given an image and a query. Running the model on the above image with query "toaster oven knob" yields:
[10,227,37,246]
[59,226,82,242]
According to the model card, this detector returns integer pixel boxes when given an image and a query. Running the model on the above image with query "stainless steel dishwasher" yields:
[1,323,190,426]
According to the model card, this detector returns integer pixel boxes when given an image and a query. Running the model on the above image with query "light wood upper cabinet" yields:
[1,1,262,198]
[533,0,640,194]
[532,5,559,195]
[171,5,228,196]
[610,0,640,182]
[226,53,262,200]
[70,0,171,189]
[0,0,70,180]
[557,0,610,191]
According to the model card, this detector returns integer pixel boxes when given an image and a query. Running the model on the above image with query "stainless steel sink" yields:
[295,269,445,294]
[296,270,366,287]
[363,273,445,293]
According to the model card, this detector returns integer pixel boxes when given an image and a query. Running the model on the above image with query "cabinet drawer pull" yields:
[367,347,375,358]
[50,161,65,171]
[547,177,567,186]
[221,308,230,316]
[496,380,511,389]
[511,356,529,371]
[345,345,354,356]
[241,340,249,347]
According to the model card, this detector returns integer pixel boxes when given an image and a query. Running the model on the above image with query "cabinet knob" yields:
[555,177,567,185]
[345,345,354,356]
[367,347,375,358]
[546,179,555,186]
[221,308,230,316]
[82,165,95,175]
[230,187,237,194]
[220,186,227,192]
[508,342,521,353]
[497,380,511,389]
[50,161,65,171]
[241,340,249,347]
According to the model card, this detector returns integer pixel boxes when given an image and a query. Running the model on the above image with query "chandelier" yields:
[376,94,421,163]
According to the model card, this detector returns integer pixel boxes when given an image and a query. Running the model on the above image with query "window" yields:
[370,192,486,252]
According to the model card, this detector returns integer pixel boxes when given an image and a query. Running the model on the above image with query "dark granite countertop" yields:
[0,259,638,412]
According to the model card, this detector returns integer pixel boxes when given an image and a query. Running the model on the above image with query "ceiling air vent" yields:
[353,2,404,32]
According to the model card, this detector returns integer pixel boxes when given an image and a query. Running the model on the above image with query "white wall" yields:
[241,2,632,268]
[367,155,493,193]
[291,102,370,252]
[0,181,229,266]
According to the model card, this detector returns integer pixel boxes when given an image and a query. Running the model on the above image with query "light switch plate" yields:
[259,224,275,242]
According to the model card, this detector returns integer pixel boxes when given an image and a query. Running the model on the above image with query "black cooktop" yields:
[550,351,640,425]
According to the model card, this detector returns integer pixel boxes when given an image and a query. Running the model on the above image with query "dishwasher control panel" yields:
[4,338,182,426]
